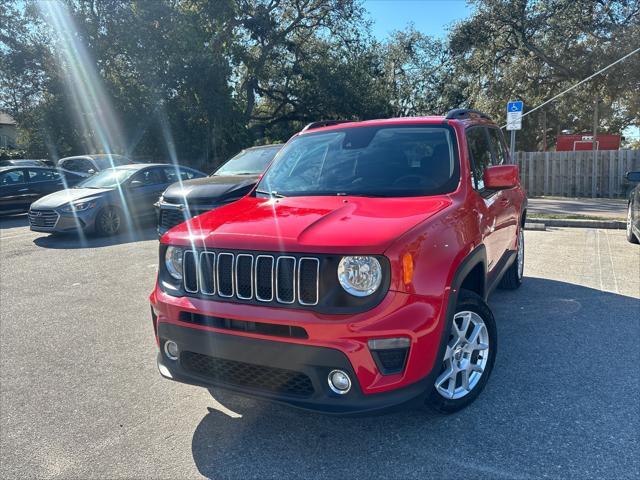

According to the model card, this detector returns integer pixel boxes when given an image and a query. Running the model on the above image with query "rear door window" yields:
[163,167,198,183]
[487,128,508,165]
[27,169,60,183]
[466,127,492,191]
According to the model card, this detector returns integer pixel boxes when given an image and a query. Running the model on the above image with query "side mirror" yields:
[87,169,96,175]
[483,165,519,190]
[625,171,640,182]
[129,180,144,188]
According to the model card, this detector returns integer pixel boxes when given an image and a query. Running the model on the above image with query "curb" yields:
[524,222,546,231]
[527,218,625,230]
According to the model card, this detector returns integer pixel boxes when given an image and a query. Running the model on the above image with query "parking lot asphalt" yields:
[1,216,639,479]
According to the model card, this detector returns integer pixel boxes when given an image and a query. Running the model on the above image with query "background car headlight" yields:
[60,200,96,213]
[337,256,382,297]
[165,246,184,280]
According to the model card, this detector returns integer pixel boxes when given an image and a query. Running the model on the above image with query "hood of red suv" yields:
[162,195,452,254]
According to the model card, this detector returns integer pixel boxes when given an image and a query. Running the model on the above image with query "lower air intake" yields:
[181,351,315,397]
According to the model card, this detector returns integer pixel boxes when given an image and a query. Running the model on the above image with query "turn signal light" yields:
[402,252,414,285]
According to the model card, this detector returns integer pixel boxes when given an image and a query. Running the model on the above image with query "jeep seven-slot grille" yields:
[182,250,320,306]
[181,351,315,397]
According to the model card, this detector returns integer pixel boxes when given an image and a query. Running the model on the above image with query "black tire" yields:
[95,206,123,236]
[498,226,524,290]
[425,289,497,414]
[626,202,639,244]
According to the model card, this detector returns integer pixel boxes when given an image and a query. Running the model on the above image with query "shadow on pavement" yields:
[33,225,158,249]
[0,214,29,230]
[190,277,639,479]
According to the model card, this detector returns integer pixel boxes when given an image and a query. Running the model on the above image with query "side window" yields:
[0,170,26,186]
[131,168,164,186]
[163,167,195,183]
[78,159,96,173]
[466,127,492,190]
[180,169,197,180]
[487,128,508,165]
[60,159,77,172]
[61,159,93,174]
[28,169,59,182]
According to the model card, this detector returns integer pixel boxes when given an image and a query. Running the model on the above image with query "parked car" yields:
[0,166,84,215]
[626,171,640,244]
[156,144,283,235]
[57,154,133,178]
[28,163,205,235]
[150,110,527,415]
[0,159,54,168]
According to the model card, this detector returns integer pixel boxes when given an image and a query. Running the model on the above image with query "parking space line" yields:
[596,229,604,291]
[603,229,620,294]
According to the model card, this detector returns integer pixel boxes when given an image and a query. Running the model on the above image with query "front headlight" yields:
[165,246,184,280]
[337,256,382,297]
[60,200,96,213]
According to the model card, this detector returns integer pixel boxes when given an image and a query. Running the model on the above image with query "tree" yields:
[448,0,640,150]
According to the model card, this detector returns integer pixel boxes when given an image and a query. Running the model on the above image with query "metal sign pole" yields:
[510,130,516,162]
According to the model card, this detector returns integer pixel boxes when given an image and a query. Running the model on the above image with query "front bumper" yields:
[150,287,450,414]
[156,322,431,414]
[29,209,96,233]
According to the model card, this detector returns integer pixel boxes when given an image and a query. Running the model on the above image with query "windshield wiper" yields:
[338,192,393,197]
[255,189,286,198]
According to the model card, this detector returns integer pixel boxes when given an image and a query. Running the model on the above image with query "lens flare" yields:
[39,1,134,238]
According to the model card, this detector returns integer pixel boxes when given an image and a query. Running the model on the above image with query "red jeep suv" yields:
[150,110,527,414]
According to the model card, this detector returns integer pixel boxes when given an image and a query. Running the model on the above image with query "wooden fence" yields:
[513,150,640,198]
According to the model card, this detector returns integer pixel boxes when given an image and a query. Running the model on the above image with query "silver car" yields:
[57,154,133,178]
[28,163,205,235]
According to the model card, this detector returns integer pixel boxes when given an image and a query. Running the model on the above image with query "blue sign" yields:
[507,101,523,113]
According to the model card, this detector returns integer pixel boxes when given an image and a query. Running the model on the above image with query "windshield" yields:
[77,168,136,188]
[256,126,458,197]
[213,146,281,176]
[91,155,131,169]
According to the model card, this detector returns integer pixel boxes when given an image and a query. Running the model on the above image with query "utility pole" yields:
[591,95,599,198]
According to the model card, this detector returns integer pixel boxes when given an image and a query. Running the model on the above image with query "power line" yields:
[501,46,640,128]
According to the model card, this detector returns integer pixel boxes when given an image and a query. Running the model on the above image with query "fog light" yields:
[164,340,179,360]
[328,369,351,394]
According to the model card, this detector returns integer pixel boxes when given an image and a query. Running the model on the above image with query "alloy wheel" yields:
[101,208,121,235]
[435,311,490,400]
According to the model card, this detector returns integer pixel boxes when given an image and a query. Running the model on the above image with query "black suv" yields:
[156,144,282,235]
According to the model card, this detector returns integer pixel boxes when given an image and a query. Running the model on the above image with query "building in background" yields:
[0,112,18,148]
[556,134,621,151]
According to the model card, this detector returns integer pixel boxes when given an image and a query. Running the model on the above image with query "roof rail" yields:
[445,109,492,121]
[301,120,353,132]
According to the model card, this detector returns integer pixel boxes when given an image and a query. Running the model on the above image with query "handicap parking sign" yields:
[506,101,523,130]
[507,101,523,113]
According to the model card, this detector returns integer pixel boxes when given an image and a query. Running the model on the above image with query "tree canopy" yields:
[0,0,638,166]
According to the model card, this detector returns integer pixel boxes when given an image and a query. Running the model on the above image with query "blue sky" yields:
[364,0,475,39]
